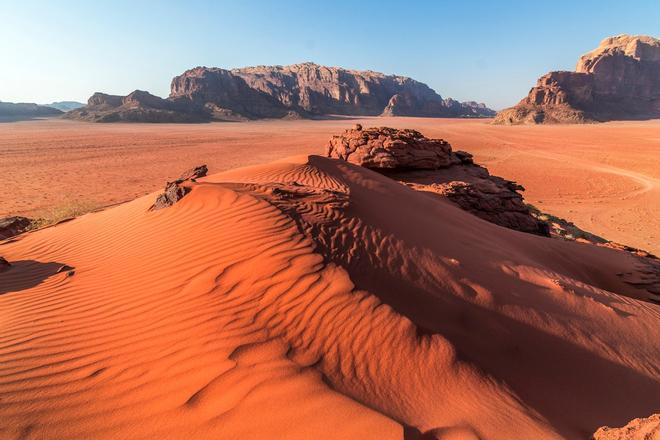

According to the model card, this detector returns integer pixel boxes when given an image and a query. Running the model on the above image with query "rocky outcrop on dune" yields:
[0,216,32,240]
[0,101,62,120]
[150,182,192,211]
[150,165,208,210]
[327,126,550,236]
[69,63,494,122]
[617,257,660,303]
[326,125,455,169]
[495,35,660,124]
[178,165,208,181]
[593,413,659,439]
[426,179,551,236]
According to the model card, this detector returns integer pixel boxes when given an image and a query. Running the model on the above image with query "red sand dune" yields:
[1,118,659,255]
[1,154,658,439]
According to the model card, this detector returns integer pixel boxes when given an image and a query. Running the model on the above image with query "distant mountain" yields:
[67,91,203,122]
[0,102,63,120]
[44,101,85,112]
[67,62,495,122]
[494,35,660,124]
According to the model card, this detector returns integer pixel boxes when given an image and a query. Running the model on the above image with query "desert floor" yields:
[1,117,659,253]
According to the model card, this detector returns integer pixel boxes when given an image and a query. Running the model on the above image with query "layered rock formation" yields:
[327,126,550,236]
[0,216,32,240]
[67,91,205,122]
[0,101,62,120]
[205,63,495,118]
[150,165,208,210]
[495,35,660,124]
[326,125,455,169]
[593,413,659,439]
[69,63,495,122]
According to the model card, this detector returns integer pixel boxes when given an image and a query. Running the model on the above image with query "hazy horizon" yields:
[2,0,658,110]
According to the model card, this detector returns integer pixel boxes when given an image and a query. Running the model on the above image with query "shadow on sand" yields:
[0,260,72,295]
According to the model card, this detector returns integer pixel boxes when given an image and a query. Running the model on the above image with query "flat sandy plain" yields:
[1,117,659,253]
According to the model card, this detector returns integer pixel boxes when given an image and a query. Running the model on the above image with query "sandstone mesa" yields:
[67,63,495,122]
[495,35,660,124]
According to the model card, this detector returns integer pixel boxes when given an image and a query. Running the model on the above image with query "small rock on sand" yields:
[178,165,208,182]
[0,216,32,240]
[150,165,207,210]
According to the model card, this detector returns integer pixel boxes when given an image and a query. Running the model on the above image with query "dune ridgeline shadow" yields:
[302,156,660,438]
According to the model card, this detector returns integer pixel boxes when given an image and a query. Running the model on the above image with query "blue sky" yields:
[1,0,658,109]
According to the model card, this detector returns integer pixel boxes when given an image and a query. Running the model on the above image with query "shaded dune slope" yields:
[1,156,658,439]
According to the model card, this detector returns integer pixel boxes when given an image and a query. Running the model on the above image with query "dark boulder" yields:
[150,165,207,210]
[326,126,456,169]
[177,165,208,182]
[0,216,33,240]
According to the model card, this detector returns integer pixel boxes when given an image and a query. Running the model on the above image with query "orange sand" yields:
[1,153,659,439]
[1,118,659,254]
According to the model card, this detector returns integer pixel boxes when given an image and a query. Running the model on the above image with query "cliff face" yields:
[170,63,495,119]
[70,63,495,122]
[169,67,295,119]
[495,35,660,124]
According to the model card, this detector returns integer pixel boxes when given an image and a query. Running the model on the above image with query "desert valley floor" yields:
[2,117,659,254]
[1,117,659,439]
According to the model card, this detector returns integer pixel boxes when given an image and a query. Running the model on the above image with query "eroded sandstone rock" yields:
[427,180,550,236]
[178,165,208,182]
[0,216,33,240]
[69,63,495,122]
[0,256,10,272]
[593,413,659,439]
[327,126,550,236]
[150,165,208,210]
[495,35,660,124]
[67,90,206,123]
[326,126,456,169]
[151,182,191,211]
[173,63,495,119]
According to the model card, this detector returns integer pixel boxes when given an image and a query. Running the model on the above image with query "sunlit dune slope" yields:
[1,155,658,439]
